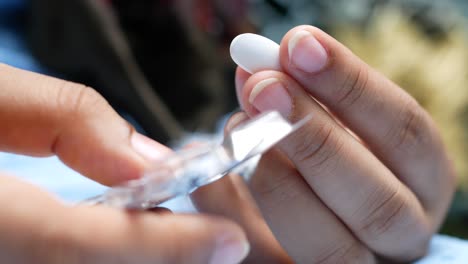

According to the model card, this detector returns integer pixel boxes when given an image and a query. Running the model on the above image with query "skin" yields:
[192,26,456,263]
[0,63,248,264]
[0,24,456,263]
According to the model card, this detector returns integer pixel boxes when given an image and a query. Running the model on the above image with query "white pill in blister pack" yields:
[230,33,281,74]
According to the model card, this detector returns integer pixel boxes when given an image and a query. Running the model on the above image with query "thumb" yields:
[0,63,170,185]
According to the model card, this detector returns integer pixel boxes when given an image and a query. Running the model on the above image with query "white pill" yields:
[230,33,281,74]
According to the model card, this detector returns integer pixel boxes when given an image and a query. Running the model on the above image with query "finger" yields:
[0,64,171,185]
[192,173,293,263]
[240,70,431,261]
[192,111,292,263]
[250,149,375,263]
[223,111,250,135]
[222,112,372,264]
[0,174,249,264]
[278,26,455,220]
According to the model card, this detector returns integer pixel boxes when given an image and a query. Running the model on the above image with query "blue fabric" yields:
[0,0,48,73]
[0,0,26,10]
[415,235,468,264]
[0,28,47,72]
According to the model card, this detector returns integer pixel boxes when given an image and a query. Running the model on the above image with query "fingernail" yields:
[131,133,171,161]
[210,237,250,264]
[288,30,328,73]
[249,78,292,117]
[225,112,249,133]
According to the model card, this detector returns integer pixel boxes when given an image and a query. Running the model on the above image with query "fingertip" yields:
[165,214,250,264]
[280,25,325,43]
[211,231,250,264]
[208,216,250,264]
[279,25,331,74]
[241,70,297,118]
[224,111,249,135]
[131,132,172,162]
[94,130,173,186]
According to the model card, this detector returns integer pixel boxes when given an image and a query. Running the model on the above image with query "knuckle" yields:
[288,123,342,175]
[250,153,304,204]
[336,65,369,109]
[56,82,108,120]
[357,185,431,260]
[316,241,375,264]
[358,185,407,239]
[385,98,430,154]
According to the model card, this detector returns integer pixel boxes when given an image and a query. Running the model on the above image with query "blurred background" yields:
[1,0,468,238]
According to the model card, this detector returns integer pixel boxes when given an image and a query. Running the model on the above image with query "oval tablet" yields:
[230,33,281,74]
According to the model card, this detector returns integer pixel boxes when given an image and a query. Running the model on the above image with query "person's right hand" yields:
[193,26,457,263]
[0,64,249,264]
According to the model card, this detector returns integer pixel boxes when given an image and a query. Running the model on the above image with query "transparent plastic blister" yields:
[82,111,309,210]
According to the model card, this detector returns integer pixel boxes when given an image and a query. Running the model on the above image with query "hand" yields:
[193,26,456,263]
[0,64,249,264]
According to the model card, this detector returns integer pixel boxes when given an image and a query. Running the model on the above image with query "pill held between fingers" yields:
[230,33,281,74]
